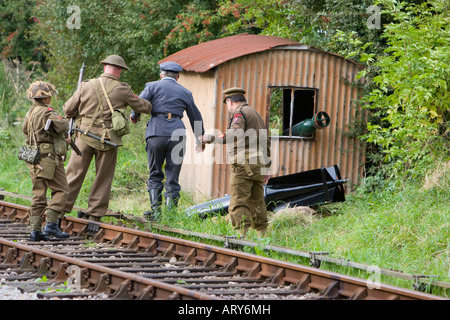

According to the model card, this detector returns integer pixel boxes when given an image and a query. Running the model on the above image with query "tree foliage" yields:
[224,0,388,55]
[0,0,48,72]
[30,0,187,99]
[162,1,245,56]
[1,0,448,184]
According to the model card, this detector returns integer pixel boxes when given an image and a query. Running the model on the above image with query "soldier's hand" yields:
[199,134,213,144]
[264,175,270,185]
[195,143,206,153]
[130,114,140,124]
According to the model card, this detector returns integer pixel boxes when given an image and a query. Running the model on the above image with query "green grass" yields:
[1,102,448,298]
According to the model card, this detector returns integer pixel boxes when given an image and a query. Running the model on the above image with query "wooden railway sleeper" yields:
[6,208,17,221]
[162,243,176,258]
[203,252,216,267]
[2,247,19,264]
[268,268,285,285]
[137,285,156,300]
[144,240,158,254]
[223,257,238,273]
[110,232,123,245]
[168,292,181,300]
[35,257,53,276]
[183,248,197,264]
[110,279,134,300]
[140,270,237,279]
[349,287,368,300]
[61,221,74,234]
[293,274,312,294]
[245,263,261,279]
[126,236,140,249]
[93,274,156,300]
[119,266,217,274]
[18,252,35,270]
[318,280,340,299]
[53,262,70,281]
[92,273,112,294]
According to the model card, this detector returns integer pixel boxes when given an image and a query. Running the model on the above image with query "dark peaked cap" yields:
[160,62,183,73]
[223,87,246,102]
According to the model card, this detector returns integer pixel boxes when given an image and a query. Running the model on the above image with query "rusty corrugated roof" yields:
[159,33,299,73]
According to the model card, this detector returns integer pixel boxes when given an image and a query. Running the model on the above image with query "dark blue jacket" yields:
[132,77,204,141]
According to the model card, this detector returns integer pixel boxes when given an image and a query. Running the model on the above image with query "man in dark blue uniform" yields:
[131,62,205,220]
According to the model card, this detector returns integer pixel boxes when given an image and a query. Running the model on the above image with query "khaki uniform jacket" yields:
[63,73,152,140]
[22,101,68,146]
[217,103,271,167]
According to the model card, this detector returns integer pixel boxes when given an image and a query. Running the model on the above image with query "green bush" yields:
[359,1,450,181]
[0,60,31,125]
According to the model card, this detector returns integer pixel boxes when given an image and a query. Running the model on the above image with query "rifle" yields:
[74,128,118,147]
[45,119,82,156]
[68,62,86,154]
[77,62,85,89]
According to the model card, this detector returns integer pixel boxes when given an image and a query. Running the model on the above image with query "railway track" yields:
[0,200,445,302]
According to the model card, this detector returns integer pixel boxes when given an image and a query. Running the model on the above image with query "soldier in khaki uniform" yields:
[200,88,271,236]
[22,81,71,241]
[63,55,152,221]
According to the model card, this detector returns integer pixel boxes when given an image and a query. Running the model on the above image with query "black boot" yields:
[165,196,179,211]
[43,222,70,239]
[144,188,163,221]
[30,230,50,241]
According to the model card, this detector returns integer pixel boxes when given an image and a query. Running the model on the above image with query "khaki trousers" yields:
[64,138,117,218]
[228,163,268,232]
[28,160,68,230]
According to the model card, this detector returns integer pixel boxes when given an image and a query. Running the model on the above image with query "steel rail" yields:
[3,190,447,291]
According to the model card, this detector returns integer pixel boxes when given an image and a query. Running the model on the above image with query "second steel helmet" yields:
[100,55,129,70]
[26,81,58,100]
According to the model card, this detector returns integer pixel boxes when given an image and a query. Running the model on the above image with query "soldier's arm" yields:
[202,112,245,145]
[118,83,152,116]
[131,83,153,120]
[22,111,30,135]
[46,108,69,136]
[216,112,246,144]
[63,84,83,118]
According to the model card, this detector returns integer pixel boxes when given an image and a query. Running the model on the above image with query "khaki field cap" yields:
[100,55,129,70]
[223,87,246,103]
[26,81,58,100]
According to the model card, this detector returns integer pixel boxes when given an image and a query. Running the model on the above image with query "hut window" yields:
[269,87,316,137]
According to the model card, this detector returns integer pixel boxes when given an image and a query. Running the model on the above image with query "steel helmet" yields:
[100,55,129,70]
[26,81,58,100]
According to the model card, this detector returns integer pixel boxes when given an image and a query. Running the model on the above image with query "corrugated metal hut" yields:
[159,33,365,199]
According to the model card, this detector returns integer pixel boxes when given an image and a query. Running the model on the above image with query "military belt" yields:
[80,117,113,127]
[152,112,182,120]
